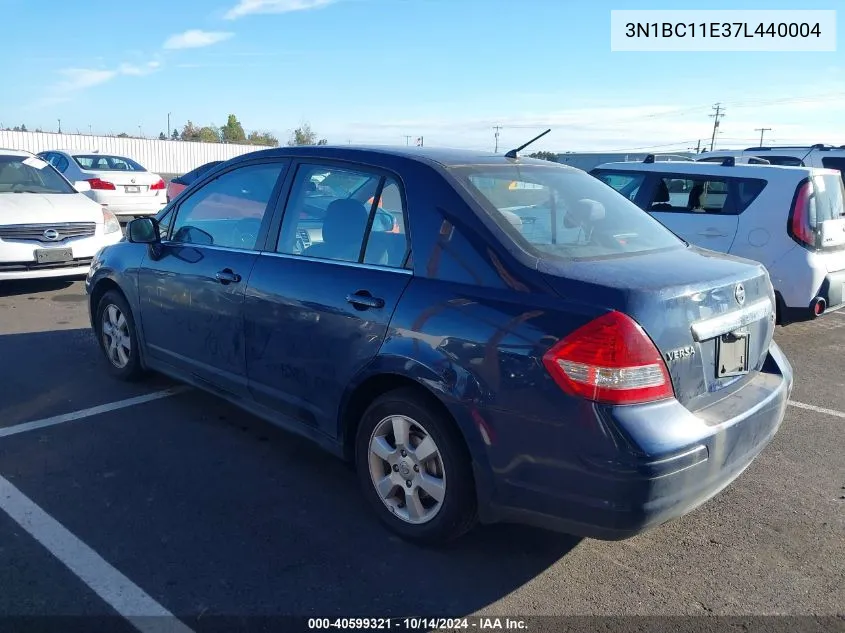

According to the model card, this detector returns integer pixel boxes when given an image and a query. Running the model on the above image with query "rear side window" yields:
[755,155,804,166]
[644,175,765,215]
[450,164,683,260]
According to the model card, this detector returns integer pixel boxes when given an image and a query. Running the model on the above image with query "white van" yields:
[590,157,845,324]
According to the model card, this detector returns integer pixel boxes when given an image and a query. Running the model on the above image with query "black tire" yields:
[355,387,478,546]
[94,289,146,381]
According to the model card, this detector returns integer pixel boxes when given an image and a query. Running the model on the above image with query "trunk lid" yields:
[539,245,776,410]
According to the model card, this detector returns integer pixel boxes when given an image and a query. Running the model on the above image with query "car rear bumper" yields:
[779,268,845,323]
[87,192,166,217]
[484,342,793,540]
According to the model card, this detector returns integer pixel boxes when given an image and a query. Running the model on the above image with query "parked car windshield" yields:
[0,155,76,194]
[449,163,684,260]
[73,154,147,172]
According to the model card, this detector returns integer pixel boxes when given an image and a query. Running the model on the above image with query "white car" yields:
[590,157,845,324]
[0,149,123,281]
[36,149,167,219]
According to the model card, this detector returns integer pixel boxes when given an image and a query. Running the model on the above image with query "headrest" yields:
[654,180,670,202]
[322,198,370,244]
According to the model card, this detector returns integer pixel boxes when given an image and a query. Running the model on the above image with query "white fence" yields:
[0,130,264,175]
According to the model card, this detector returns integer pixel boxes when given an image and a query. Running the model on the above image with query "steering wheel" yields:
[232,218,262,248]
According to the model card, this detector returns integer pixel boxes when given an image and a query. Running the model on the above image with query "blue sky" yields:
[1,0,842,152]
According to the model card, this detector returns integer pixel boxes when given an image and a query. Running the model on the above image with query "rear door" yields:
[641,172,743,254]
[243,160,412,437]
[812,172,845,272]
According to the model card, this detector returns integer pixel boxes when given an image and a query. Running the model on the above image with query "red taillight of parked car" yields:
[542,311,674,405]
[789,180,816,249]
[87,178,116,190]
[150,178,166,190]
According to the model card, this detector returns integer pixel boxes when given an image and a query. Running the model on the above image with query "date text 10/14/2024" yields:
[308,618,528,630]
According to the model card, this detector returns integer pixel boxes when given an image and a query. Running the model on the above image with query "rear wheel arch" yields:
[341,373,472,465]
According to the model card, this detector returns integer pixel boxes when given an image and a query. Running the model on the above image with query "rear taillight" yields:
[789,181,816,248]
[87,178,115,191]
[542,311,674,405]
[150,178,166,190]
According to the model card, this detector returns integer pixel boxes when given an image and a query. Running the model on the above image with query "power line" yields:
[709,103,725,151]
[754,127,772,146]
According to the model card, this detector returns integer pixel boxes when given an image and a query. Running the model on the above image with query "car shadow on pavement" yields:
[0,278,81,298]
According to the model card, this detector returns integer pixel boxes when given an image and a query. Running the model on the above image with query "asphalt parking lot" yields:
[0,278,843,632]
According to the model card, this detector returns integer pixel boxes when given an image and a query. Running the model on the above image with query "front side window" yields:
[450,164,683,260]
[73,154,146,172]
[276,164,409,268]
[169,162,285,250]
[0,155,75,194]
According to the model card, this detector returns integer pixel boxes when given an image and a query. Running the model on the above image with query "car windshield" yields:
[449,163,684,260]
[73,154,147,172]
[0,155,76,194]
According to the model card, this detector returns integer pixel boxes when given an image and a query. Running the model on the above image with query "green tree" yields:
[528,151,558,162]
[158,131,167,140]
[180,121,201,141]
[117,132,129,138]
[287,122,327,146]
[220,114,246,143]
[171,128,179,140]
[20,124,27,132]
[198,125,221,143]
[247,130,280,147]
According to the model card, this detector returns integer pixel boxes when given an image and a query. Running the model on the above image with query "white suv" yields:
[590,157,845,324]
[696,144,845,183]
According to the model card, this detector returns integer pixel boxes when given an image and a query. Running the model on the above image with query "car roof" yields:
[230,144,580,170]
[0,148,34,157]
[592,160,817,177]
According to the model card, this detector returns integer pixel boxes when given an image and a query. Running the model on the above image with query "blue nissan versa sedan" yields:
[85,143,793,545]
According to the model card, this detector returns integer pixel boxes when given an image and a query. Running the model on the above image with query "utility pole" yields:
[754,127,772,146]
[493,125,502,153]
[138,125,142,138]
[167,113,171,139]
[708,103,725,151]
[404,135,412,146]
[57,119,62,134]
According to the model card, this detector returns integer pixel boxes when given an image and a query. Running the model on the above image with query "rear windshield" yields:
[813,174,845,224]
[73,154,146,172]
[449,163,684,260]
[0,155,75,194]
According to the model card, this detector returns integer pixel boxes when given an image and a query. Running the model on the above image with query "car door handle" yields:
[346,291,385,310]
[215,269,242,284]
[698,228,726,237]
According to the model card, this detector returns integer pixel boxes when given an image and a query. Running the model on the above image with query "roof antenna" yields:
[505,128,551,159]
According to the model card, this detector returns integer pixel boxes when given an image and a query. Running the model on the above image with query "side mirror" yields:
[127,217,160,244]
[74,181,92,193]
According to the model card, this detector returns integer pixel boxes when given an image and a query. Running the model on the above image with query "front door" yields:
[137,159,288,397]
[244,161,412,437]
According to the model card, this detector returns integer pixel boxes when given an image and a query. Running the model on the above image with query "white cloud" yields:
[163,29,234,50]
[56,68,118,91]
[118,60,161,76]
[224,0,337,20]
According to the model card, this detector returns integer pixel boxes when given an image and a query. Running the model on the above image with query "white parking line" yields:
[0,387,190,439]
[0,475,195,633]
[788,400,845,419]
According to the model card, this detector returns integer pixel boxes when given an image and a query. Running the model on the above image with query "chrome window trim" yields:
[259,250,413,275]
